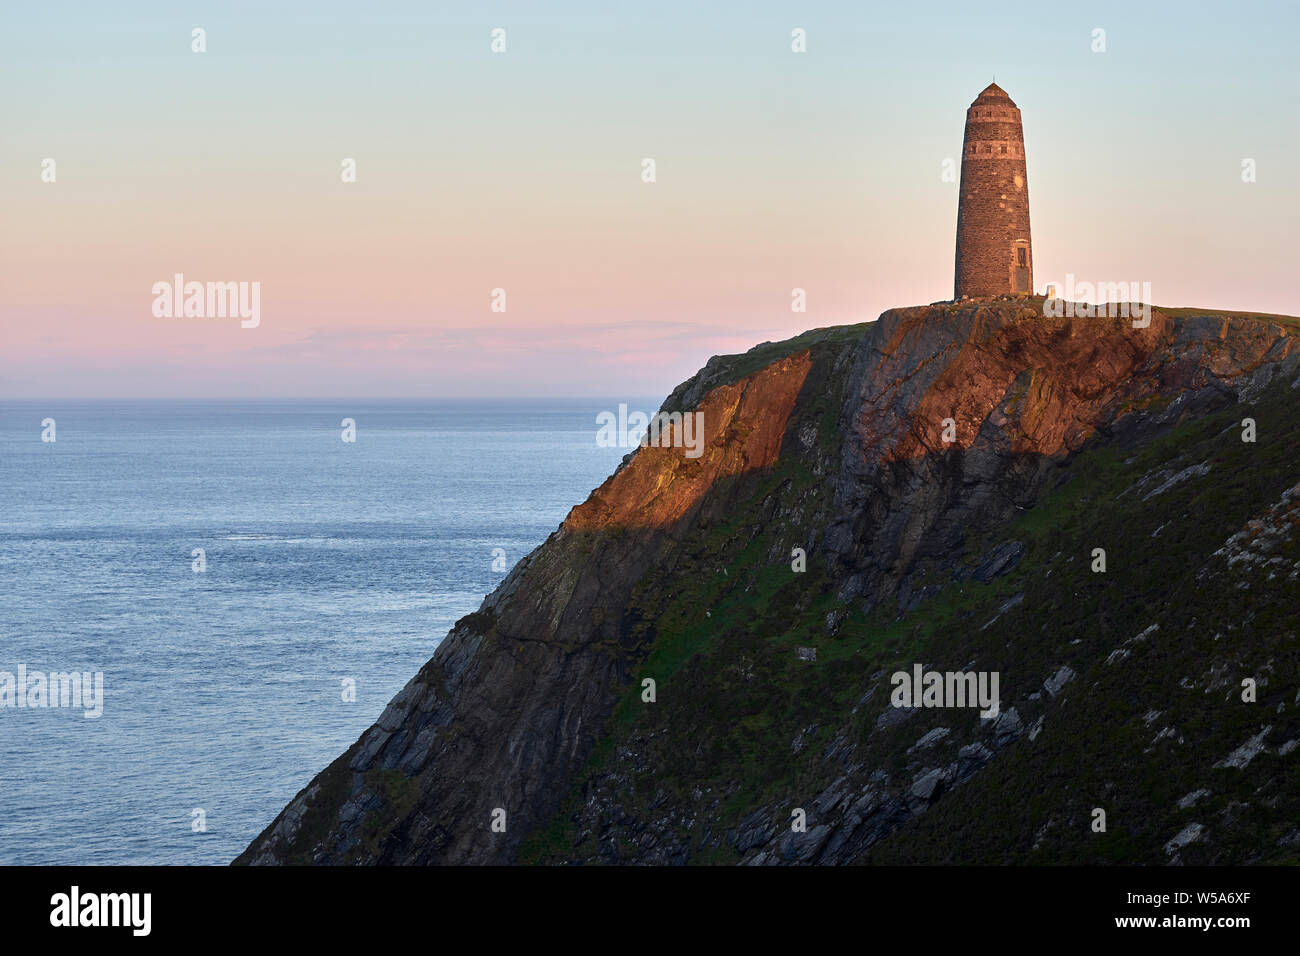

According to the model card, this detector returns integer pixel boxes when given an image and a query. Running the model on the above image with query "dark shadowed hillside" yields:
[237,299,1300,865]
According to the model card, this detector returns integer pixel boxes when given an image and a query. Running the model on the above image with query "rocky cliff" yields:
[236,299,1300,866]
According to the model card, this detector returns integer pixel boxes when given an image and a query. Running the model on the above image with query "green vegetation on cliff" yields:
[242,302,1299,867]
[522,310,1300,865]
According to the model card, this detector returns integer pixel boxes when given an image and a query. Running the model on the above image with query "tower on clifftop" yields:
[954,83,1032,299]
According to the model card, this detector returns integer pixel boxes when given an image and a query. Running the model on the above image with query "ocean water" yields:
[0,400,644,864]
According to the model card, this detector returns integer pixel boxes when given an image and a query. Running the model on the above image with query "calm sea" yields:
[0,399,646,864]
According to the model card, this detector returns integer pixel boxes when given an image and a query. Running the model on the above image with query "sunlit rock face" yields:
[238,301,1299,866]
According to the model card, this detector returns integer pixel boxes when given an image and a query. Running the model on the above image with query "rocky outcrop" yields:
[236,352,817,865]
[822,305,1298,611]
[237,300,1300,866]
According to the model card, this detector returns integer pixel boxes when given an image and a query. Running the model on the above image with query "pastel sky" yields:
[3,1,1297,398]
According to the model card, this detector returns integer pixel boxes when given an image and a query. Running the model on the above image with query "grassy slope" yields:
[520,312,1299,865]
[866,369,1300,863]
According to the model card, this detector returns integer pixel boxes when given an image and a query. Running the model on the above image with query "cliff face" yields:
[237,300,1300,866]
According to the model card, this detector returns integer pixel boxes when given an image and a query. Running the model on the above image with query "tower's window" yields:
[1017,248,1027,266]
[1000,145,1007,154]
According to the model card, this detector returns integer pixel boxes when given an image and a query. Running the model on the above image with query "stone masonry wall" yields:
[954,84,1032,298]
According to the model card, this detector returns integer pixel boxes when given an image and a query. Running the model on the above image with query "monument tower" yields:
[954,83,1032,298]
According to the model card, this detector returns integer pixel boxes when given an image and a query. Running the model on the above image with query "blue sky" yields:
[2,1,1296,397]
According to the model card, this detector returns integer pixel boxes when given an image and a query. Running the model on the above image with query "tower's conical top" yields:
[971,82,1016,107]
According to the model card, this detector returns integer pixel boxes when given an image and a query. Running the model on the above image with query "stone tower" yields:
[954,83,1032,298]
